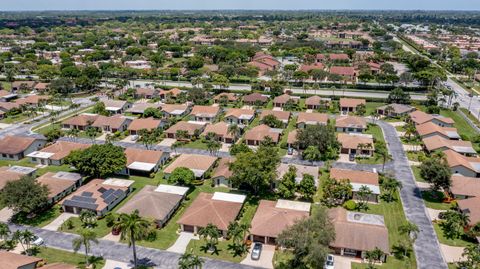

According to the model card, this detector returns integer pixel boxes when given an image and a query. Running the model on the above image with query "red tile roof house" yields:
[0,135,47,161]
[134,87,160,99]
[11,80,37,92]
[296,112,329,128]
[330,168,380,202]
[248,52,281,76]
[163,154,217,179]
[27,141,90,166]
[159,88,183,101]
[416,122,461,140]
[335,115,367,133]
[275,163,319,187]
[444,149,480,178]
[127,117,164,135]
[213,92,237,104]
[0,251,42,269]
[339,98,366,113]
[91,115,132,133]
[250,199,310,244]
[202,122,236,143]
[328,207,389,262]
[121,147,170,176]
[329,66,357,81]
[189,105,221,122]
[212,157,234,187]
[0,166,37,191]
[244,124,282,146]
[37,171,83,204]
[328,53,351,62]
[62,113,99,130]
[450,175,480,227]
[165,121,207,140]
[15,95,50,108]
[272,94,299,108]
[286,129,298,149]
[224,108,256,127]
[305,95,331,110]
[259,110,291,128]
[299,62,325,74]
[243,93,269,106]
[160,103,191,118]
[407,110,455,127]
[422,135,477,156]
[177,192,246,236]
[62,178,134,216]
[337,133,375,157]
[103,100,132,114]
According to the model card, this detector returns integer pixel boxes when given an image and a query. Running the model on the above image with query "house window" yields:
[32,158,37,162]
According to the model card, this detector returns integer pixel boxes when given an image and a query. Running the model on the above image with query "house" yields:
[422,135,477,156]
[92,115,132,133]
[305,96,331,110]
[432,115,455,127]
[444,149,480,178]
[117,184,188,227]
[62,113,99,130]
[126,102,162,115]
[330,66,357,81]
[103,100,131,114]
[248,52,281,75]
[259,110,291,127]
[376,104,415,117]
[337,133,375,157]
[189,105,220,122]
[42,263,77,269]
[224,108,255,126]
[212,157,234,187]
[202,122,236,143]
[272,94,299,108]
[287,129,298,149]
[134,88,159,99]
[36,172,83,203]
[214,92,237,103]
[62,178,134,216]
[123,148,169,175]
[416,122,460,140]
[27,141,90,166]
[329,53,350,61]
[127,117,163,135]
[11,81,36,92]
[0,102,22,117]
[244,124,281,146]
[339,98,366,113]
[330,168,380,202]
[450,175,480,226]
[0,135,46,161]
[15,95,50,107]
[243,93,269,106]
[34,82,50,92]
[296,112,328,128]
[299,63,325,73]
[408,111,455,127]
[0,251,42,269]
[0,166,37,191]
[159,88,183,101]
[0,89,18,102]
[164,154,217,178]
[275,163,319,187]
[328,207,389,261]
[160,103,190,118]
[165,121,206,140]
[250,200,310,244]
[177,192,246,236]
[335,115,367,133]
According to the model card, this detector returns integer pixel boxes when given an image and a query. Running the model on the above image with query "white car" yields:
[324,254,334,269]
[251,243,262,260]
[32,236,44,246]
[131,135,139,141]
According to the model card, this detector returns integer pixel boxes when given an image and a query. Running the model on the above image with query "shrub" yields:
[343,200,357,210]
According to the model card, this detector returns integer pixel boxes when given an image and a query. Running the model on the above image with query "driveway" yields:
[0,207,13,222]
[440,244,466,263]
[337,154,355,164]
[241,244,274,269]
[158,138,176,147]
[377,121,448,269]
[103,259,132,269]
[43,213,76,231]
[167,232,197,254]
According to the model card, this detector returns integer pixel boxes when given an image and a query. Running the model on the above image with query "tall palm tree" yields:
[0,223,10,241]
[178,249,204,269]
[227,124,240,142]
[66,128,80,141]
[198,223,220,253]
[72,229,99,266]
[404,122,416,141]
[113,210,151,268]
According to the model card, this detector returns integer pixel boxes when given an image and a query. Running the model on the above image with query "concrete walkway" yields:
[167,232,197,254]
[440,244,466,263]
[426,208,447,222]
[0,208,13,222]
[43,213,76,231]
[377,121,448,269]
[103,259,132,269]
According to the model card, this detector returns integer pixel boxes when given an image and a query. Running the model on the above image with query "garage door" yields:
[252,235,265,243]
[64,206,75,213]
[183,225,195,233]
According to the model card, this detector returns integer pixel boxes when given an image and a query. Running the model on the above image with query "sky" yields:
[1,0,480,11]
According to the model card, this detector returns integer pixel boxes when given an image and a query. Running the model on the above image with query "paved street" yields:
[377,121,448,269]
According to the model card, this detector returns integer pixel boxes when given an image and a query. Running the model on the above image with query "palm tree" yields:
[384,105,395,118]
[72,229,99,266]
[198,223,220,253]
[381,176,402,202]
[66,128,80,141]
[404,122,416,141]
[113,210,151,268]
[178,249,204,269]
[85,127,99,144]
[206,140,221,156]
[227,124,240,142]
[176,130,189,141]
[79,210,97,228]
[227,222,250,256]
[13,229,36,254]
[0,223,10,241]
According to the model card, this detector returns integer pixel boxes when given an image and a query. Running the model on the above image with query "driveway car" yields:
[251,243,262,260]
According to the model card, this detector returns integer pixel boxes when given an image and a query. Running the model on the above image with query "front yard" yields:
[35,247,105,269]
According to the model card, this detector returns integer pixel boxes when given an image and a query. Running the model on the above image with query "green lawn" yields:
[186,237,246,263]
[35,247,105,269]
[406,151,425,162]
[0,113,30,124]
[12,205,62,227]
[181,139,209,150]
[411,166,425,183]
[440,110,478,140]
[356,123,385,165]
[421,190,452,210]
[365,102,385,116]
[433,223,476,247]
[59,215,111,237]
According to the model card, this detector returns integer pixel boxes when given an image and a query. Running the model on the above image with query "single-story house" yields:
[0,166,37,191]
[126,102,162,115]
[0,135,47,161]
[330,168,380,203]
[92,115,132,133]
[250,199,310,244]
[189,105,221,122]
[164,121,207,140]
[244,124,281,146]
[259,110,291,128]
[296,112,329,128]
[123,148,169,175]
[37,171,83,204]
[422,135,477,156]
[28,141,90,166]
[135,88,159,99]
[335,115,367,133]
[224,108,255,126]
[287,129,298,149]
[159,88,183,100]
[272,94,299,108]
[117,184,189,227]
[177,192,246,236]
[450,175,480,226]
[330,66,357,81]
[212,157,234,188]
[160,103,190,118]
[444,149,480,178]
[408,111,455,127]
[376,104,415,117]
[243,93,269,106]
[214,92,237,103]
[163,154,217,178]
[14,95,50,107]
[275,163,319,187]
[127,117,164,135]
[328,207,389,261]
[62,178,134,216]
[339,98,366,113]
[103,100,131,114]
[202,122,236,143]
[0,89,18,102]
[0,251,42,269]
[416,122,460,140]
[34,82,50,92]
[62,113,99,130]
[300,63,325,73]
[305,96,331,110]
[337,133,375,157]
[11,80,37,92]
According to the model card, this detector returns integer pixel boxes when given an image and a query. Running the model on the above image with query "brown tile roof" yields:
[42,263,77,269]
[127,117,162,132]
[259,110,291,123]
[250,200,310,238]
[0,251,42,269]
[160,88,182,97]
[11,81,36,89]
[135,88,158,96]
[330,66,356,77]
[0,101,22,111]
[34,82,50,91]
[287,129,298,145]
[273,94,296,105]
[177,192,244,231]
[0,166,29,190]
[164,154,217,175]
[62,114,99,127]
[444,149,480,173]
[37,141,90,161]
[409,110,434,125]
[329,53,350,60]
[0,136,40,155]
[0,90,10,97]
[125,147,165,166]
[299,63,325,72]
[422,135,475,153]
[161,103,189,114]
[126,103,162,114]
[202,122,233,139]
[339,98,366,108]
[337,133,374,150]
[92,115,130,130]
[212,157,234,179]
[416,122,459,138]
[328,207,389,253]
[165,121,205,136]
[296,112,328,125]
[335,115,367,129]
[330,168,379,186]
[244,124,280,143]
[37,172,82,199]
[190,105,220,118]
[214,92,237,102]
[450,175,480,198]
[457,198,480,226]
[243,93,268,103]
[305,95,330,106]
[224,108,255,119]
[15,95,50,105]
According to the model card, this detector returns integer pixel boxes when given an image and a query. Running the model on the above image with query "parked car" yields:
[287,147,293,155]
[251,242,263,260]
[349,153,355,162]
[32,236,44,246]
[324,254,334,269]
[131,135,139,141]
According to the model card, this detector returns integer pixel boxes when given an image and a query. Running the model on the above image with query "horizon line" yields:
[1,9,480,12]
